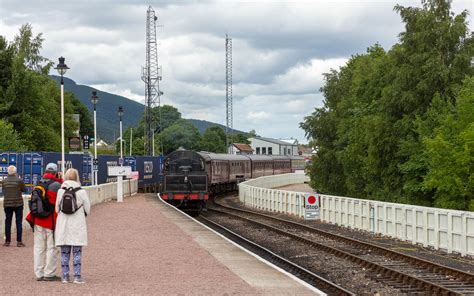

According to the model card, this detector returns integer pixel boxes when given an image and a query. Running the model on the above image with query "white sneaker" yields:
[73,278,86,284]
[62,277,69,284]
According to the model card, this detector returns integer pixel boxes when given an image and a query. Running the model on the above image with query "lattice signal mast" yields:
[141,6,163,156]
[225,34,233,149]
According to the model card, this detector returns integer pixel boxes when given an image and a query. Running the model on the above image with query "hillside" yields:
[52,76,247,142]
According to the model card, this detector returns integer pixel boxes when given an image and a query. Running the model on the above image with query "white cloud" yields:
[1,0,472,144]
[247,111,271,122]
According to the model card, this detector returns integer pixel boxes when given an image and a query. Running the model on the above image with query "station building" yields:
[248,137,299,156]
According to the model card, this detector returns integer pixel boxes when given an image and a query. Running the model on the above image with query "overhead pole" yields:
[225,34,233,153]
[142,6,163,156]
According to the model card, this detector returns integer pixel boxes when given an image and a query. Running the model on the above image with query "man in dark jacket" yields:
[2,165,27,247]
[26,163,62,281]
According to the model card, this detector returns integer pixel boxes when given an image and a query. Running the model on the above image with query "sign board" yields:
[304,193,320,220]
[130,171,139,180]
[83,135,90,150]
[108,166,131,177]
[68,137,81,150]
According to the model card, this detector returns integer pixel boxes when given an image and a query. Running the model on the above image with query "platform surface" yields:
[0,194,320,295]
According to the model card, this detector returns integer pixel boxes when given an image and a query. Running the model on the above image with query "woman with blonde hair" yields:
[55,168,91,284]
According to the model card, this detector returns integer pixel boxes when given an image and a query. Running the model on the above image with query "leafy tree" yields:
[0,119,25,151]
[229,133,251,145]
[0,24,79,152]
[157,119,201,154]
[423,77,474,210]
[300,0,474,209]
[200,126,226,153]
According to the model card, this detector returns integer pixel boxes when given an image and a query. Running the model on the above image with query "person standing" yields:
[26,163,62,281]
[2,165,27,247]
[55,168,90,284]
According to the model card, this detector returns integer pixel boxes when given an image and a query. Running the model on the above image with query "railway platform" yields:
[0,194,321,295]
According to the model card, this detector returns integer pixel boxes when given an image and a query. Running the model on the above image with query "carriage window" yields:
[268,147,272,155]
[256,147,260,154]
[262,147,266,154]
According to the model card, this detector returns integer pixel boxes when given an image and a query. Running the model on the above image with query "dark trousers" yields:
[4,206,23,242]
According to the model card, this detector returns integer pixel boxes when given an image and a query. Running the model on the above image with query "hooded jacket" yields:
[54,180,91,246]
[26,173,62,230]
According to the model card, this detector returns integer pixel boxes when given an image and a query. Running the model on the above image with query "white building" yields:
[249,137,299,156]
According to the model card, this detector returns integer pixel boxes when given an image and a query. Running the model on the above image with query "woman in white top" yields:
[55,168,91,284]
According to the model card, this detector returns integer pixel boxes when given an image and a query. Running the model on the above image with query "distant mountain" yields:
[51,76,144,143]
[52,76,247,143]
[187,119,247,135]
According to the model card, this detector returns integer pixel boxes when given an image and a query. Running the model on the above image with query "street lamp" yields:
[90,91,99,185]
[118,106,124,165]
[54,57,69,177]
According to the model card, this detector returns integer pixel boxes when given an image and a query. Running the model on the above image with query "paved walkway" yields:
[0,194,319,295]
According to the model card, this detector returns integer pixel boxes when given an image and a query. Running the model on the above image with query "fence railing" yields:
[0,179,138,239]
[320,194,474,256]
[239,174,474,257]
[239,173,310,217]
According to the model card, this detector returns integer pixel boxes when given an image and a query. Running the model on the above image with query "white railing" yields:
[240,174,474,257]
[320,194,474,256]
[239,173,310,217]
[0,179,138,239]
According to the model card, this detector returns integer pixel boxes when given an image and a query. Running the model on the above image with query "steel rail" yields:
[214,199,474,283]
[198,215,354,296]
[208,205,467,295]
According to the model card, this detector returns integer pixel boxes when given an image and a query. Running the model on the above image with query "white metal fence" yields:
[239,174,474,256]
[239,173,310,217]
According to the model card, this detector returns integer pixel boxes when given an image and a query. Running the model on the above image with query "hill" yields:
[187,119,246,135]
[52,76,247,142]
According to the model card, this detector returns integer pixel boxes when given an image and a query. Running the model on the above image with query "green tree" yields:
[200,126,226,153]
[423,77,474,210]
[300,0,473,209]
[157,119,201,154]
[0,24,79,152]
[0,119,25,151]
[229,133,250,145]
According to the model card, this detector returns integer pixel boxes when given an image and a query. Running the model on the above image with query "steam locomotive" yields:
[161,150,305,211]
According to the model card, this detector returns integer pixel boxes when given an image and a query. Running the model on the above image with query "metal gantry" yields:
[141,6,163,156]
[225,34,233,150]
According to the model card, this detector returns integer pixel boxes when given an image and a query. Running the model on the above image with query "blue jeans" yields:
[4,206,23,242]
[60,246,82,279]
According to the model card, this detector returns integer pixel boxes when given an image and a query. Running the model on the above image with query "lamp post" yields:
[118,106,124,165]
[90,91,99,185]
[55,57,69,177]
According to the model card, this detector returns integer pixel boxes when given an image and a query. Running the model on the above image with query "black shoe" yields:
[3,241,10,247]
[36,277,44,281]
[17,242,25,247]
[43,275,61,281]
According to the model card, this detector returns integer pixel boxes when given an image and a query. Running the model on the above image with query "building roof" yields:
[249,136,297,146]
[232,143,254,152]
[279,138,298,145]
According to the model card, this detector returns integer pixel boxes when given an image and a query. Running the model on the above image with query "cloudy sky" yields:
[1,0,472,143]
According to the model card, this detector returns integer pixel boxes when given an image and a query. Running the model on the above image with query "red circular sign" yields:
[308,195,316,204]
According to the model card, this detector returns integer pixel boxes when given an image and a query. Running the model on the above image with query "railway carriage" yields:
[272,155,292,175]
[247,155,273,178]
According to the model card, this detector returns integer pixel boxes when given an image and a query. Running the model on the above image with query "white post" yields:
[130,128,132,156]
[152,132,155,156]
[60,80,65,176]
[117,175,123,202]
[93,108,97,185]
[120,119,123,164]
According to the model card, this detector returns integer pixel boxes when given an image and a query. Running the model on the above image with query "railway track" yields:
[197,214,354,296]
[209,198,474,295]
